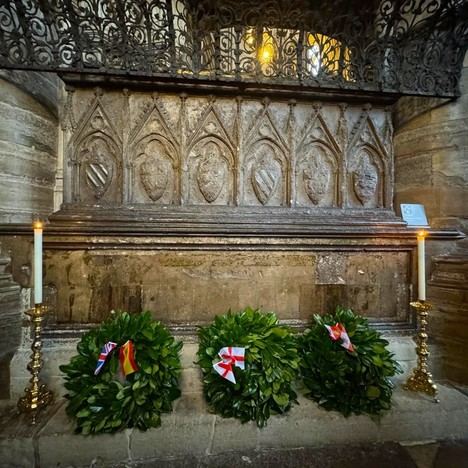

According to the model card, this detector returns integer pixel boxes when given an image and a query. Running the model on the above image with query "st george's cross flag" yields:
[119,340,139,376]
[213,346,245,384]
[94,341,117,375]
[325,323,355,352]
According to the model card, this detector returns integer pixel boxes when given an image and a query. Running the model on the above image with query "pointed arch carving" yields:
[243,102,290,206]
[69,93,123,204]
[128,96,180,204]
[185,101,236,205]
[346,110,390,208]
[295,107,342,207]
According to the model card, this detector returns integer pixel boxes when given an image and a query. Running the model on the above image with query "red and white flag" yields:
[325,323,355,352]
[213,346,245,384]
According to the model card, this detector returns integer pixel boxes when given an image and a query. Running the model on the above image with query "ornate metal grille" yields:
[0,0,467,97]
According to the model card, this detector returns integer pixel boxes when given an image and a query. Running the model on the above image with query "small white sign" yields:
[400,204,429,227]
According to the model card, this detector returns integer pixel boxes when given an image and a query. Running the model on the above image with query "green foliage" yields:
[299,306,402,417]
[196,307,299,427]
[59,311,182,434]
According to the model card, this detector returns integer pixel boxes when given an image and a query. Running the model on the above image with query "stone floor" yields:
[112,441,468,468]
[1,384,468,468]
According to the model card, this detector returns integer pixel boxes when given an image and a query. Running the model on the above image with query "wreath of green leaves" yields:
[196,307,300,428]
[299,306,402,417]
[60,311,182,434]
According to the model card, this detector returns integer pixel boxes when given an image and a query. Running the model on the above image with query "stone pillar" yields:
[0,70,60,398]
[0,71,59,223]
[0,249,21,399]
[394,52,468,384]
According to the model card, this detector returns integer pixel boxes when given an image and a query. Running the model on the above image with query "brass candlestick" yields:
[18,303,53,423]
[404,300,439,402]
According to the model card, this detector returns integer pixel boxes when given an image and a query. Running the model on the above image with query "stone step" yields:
[1,383,467,468]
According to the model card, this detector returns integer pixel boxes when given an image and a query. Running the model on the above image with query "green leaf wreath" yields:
[60,311,182,434]
[299,306,402,417]
[196,307,299,428]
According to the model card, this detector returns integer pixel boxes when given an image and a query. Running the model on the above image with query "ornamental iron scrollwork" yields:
[0,0,467,97]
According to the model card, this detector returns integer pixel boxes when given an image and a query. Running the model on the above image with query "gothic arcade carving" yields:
[243,101,289,206]
[62,88,394,214]
[346,108,390,209]
[67,91,122,205]
[295,105,341,207]
[128,94,180,204]
[186,101,235,205]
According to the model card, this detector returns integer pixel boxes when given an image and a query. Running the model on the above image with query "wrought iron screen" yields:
[0,0,467,97]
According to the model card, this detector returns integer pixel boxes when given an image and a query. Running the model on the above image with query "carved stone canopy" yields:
[1,0,467,98]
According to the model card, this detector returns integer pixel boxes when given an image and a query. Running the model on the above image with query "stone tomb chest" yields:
[45,87,414,330]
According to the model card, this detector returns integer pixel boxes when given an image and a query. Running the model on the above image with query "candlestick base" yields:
[403,301,439,402]
[17,304,53,424]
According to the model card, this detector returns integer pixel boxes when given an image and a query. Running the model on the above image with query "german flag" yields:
[119,340,139,376]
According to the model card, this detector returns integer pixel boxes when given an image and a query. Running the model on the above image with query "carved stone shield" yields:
[140,155,170,202]
[196,150,226,203]
[84,145,113,200]
[303,155,331,205]
[353,155,379,205]
[251,154,280,205]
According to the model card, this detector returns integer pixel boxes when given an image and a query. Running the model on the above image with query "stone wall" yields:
[0,71,59,223]
[393,53,468,384]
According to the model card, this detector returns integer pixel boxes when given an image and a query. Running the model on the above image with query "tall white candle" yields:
[34,221,43,304]
[417,231,426,301]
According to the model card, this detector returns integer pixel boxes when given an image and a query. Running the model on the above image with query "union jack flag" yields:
[94,341,117,375]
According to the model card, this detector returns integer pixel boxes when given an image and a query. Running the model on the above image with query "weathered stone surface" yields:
[0,70,59,118]
[37,402,129,467]
[0,402,38,468]
[1,384,467,467]
[393,54,468,385]
[61,88,392,211]
[0,77,58,223]
[0,251,21,399]
[427,255,468,384]
[40,248,412,325]
[211,417,258,454]
[130,395,214,460]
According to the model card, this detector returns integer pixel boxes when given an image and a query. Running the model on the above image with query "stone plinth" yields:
[0,252,21,399]
[1,383,467,468]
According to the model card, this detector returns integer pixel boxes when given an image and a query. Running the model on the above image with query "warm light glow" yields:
[417,230,427,239]
[306,33,351,80]
[258,32,275,65]
[245,27,256,47]
[33,221,43,230]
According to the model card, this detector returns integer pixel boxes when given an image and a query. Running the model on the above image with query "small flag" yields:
[119,340,139,376]
[94,341,117,375]
[213,346,245,384]
[325,323,355,352]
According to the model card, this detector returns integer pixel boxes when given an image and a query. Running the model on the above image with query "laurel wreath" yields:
[299,306,402,417]
[196,307,300,427]
[60,311,182,434]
